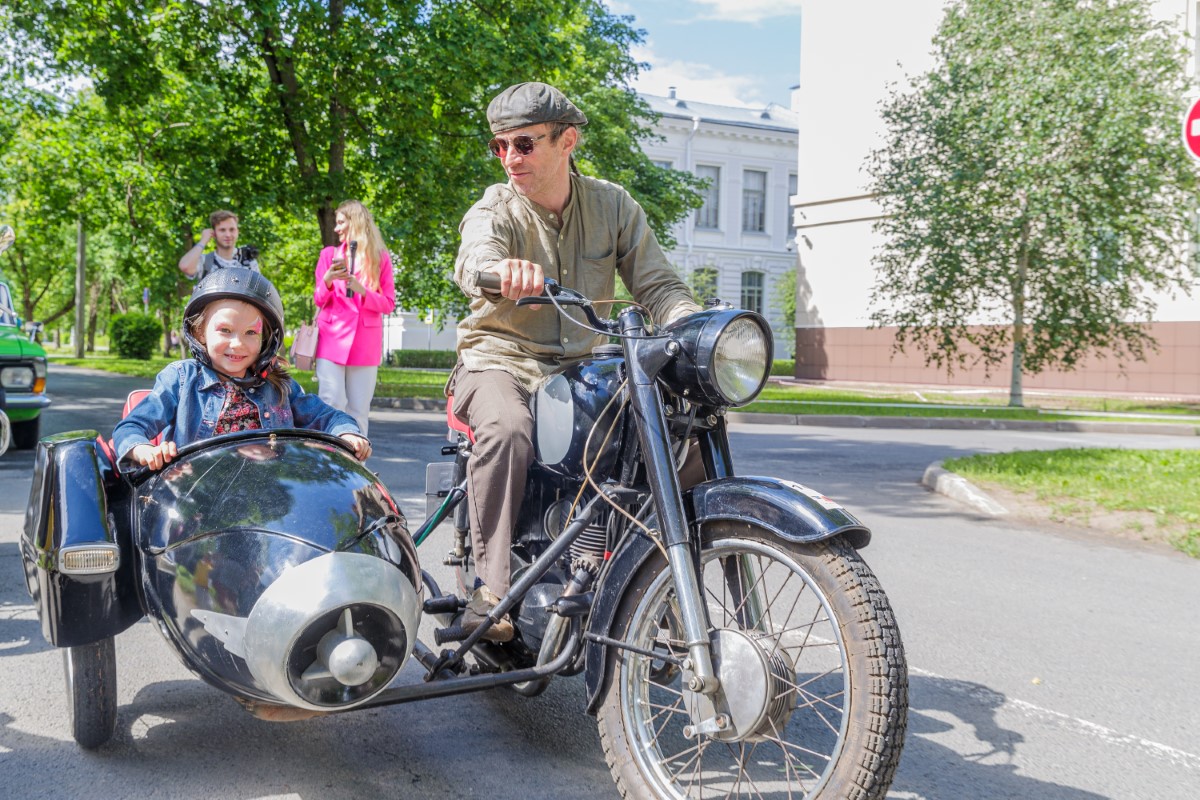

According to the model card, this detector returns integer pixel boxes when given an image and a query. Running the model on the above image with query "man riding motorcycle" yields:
[448,81,700,640]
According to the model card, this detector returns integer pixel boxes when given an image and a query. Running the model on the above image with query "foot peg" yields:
[434,624,468,645]
[423,595,464,615]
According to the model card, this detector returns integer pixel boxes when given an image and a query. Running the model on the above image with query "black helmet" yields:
[183,268,285,387]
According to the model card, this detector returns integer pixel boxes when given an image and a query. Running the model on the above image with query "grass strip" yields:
[943,448,1200,558]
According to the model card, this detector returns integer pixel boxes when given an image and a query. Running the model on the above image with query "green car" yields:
[0,226,50,451]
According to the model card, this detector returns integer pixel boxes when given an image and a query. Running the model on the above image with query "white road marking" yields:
[911,666,1200,771]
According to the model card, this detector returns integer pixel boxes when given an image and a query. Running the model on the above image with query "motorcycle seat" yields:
[95,389,160,468]
[445,395,475,444]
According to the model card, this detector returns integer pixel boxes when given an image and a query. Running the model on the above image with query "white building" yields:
[387,89,801,355]
[642,90,800,352]
[792,0,1200,396]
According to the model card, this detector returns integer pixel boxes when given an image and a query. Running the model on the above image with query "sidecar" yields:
[20,426,423,748]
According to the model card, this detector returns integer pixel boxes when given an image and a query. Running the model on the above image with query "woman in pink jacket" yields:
[313,200,396,434]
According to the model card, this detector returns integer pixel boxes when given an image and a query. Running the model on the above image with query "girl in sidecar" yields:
[21,269,422,748]
[112,267,370,467]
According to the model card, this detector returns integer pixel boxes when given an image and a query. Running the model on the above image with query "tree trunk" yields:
[1009,224,1029,408]
[86,278,104,352]
[74,217,86,359]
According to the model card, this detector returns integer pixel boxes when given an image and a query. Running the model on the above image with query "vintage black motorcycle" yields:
[22,275,907,800]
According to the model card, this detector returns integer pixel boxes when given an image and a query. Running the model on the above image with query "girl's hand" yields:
[132,441,177,470]
[340,433,371,461]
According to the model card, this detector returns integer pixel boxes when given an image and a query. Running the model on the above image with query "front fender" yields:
[583,476,870,714]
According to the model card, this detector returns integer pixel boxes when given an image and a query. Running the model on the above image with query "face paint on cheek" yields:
[252,318,263,334]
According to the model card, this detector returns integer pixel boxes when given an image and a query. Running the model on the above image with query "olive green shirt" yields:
[453,173,700,389]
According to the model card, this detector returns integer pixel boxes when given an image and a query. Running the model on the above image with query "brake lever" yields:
[477,273,617,333]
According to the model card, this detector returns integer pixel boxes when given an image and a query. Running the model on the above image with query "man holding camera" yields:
[178,209,260,281]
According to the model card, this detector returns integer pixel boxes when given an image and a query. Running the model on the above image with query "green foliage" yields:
[390,349,457,369]
[109,312,161,359]
[770,269,797,356]
[689,267,719,305]
[770,359,795,377]
[867,0,1200,402]
[0,1,703,331]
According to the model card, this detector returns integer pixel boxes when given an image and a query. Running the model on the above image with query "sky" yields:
[609,0,802,109]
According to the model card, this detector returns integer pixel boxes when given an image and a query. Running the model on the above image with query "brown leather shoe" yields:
[460,585,515,643]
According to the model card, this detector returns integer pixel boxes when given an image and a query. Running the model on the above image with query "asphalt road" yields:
[1,365,1197,800]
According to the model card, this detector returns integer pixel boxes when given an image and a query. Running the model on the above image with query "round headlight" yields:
[1,365,34,390]
[660,309,773,407]
[713,317,771,405]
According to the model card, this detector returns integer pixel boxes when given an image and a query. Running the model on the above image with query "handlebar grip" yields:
[476,271,502,293]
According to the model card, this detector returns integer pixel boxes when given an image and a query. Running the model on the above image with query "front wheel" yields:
[597,523,907,799]
[63,637,117,749]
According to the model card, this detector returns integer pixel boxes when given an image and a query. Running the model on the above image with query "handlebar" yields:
[474,271,618,334]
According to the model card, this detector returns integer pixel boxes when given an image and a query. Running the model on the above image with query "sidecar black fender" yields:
[21,431,143,647]
[583,475,871,714]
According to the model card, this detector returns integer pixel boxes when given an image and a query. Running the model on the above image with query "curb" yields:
[921,461,1008,516]
[724,412,1199,437]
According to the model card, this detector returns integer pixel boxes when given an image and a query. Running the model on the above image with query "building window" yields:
[788,173,798,241]
[695,165,720,229]
[741,271,764,314]
[653,159,672,170]
[742,170,766,233]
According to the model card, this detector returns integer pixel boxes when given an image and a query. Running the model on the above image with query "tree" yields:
[771,268,797,357]
[4,1,703,320]
[866,0,1199,406]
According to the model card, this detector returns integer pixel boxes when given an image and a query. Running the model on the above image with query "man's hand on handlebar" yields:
[482,259,545,306]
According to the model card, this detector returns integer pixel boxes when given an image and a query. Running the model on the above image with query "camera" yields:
[236,245,259,266]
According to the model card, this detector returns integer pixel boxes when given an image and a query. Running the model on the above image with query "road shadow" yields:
[0,541,50,660]
[891,673,1109,800]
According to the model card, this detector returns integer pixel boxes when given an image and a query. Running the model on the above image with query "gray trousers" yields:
[448,366,533,594]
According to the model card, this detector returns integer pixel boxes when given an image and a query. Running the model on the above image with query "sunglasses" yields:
[488,133,547,158]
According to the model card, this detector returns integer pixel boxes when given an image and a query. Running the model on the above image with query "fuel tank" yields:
[134,431,421,710]
[532,349,626,482]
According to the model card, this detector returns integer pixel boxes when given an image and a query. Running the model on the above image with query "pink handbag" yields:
[290,322,318,371]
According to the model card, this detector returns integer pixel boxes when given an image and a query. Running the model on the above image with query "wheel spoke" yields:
[604,534,904,800]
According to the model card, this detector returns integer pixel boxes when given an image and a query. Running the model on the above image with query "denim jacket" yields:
[112,359,361,463]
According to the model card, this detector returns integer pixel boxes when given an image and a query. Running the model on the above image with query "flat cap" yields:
[487,82,588,134]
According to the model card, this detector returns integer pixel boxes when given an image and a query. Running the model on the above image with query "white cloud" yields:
[629,44,762,107]
[691,0,801,24]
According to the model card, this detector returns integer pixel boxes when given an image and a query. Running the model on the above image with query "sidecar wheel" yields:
[597,524,907,799]
[63,637,117,749]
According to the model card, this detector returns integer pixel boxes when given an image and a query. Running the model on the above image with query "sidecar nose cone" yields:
[328,638,380,686]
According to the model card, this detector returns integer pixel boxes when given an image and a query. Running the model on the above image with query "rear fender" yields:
[582,475,870,714]
[21,431,142,647]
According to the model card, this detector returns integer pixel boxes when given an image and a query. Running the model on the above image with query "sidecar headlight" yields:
[661,309,773,407]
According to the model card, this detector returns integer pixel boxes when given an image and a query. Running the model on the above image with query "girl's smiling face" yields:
[199,299,264,378]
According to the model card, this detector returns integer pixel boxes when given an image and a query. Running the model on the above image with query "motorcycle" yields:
[21,275,907,799]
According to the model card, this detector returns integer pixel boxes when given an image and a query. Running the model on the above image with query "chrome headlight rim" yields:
[662,308,773,408]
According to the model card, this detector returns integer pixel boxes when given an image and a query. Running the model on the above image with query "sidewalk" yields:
[371,396,1200,437]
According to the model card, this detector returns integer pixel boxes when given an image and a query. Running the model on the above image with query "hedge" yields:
[109,312,162,360]
[389,349,457,369]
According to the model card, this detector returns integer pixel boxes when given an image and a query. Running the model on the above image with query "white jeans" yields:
[315,358,378,435]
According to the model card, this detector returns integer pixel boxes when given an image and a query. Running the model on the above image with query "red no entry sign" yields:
[1184,97,1200,160]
